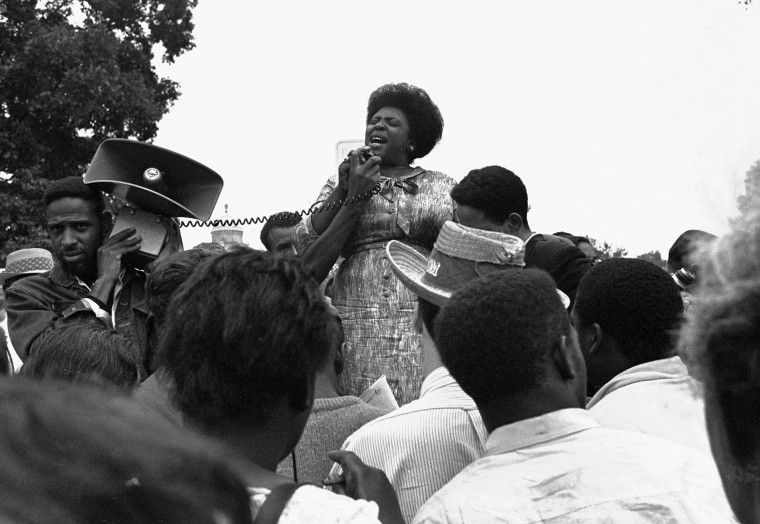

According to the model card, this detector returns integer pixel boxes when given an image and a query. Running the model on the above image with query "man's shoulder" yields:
[312,397,390,426]
[6,271,52,291]
[526,235,584,261]
[415,426,728,523]
[5,268,74,300]
[346,397,481,450]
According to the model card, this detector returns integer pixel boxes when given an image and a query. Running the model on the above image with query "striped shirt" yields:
[335,367,487,523]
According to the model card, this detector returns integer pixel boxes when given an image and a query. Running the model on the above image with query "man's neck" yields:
[313,374,340,399]
[218,423,293,473]
[518,228,537,243]
[479,386,584,434]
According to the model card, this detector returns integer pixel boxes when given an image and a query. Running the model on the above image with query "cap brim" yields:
[386,240,571,310]
[386,241,452,308]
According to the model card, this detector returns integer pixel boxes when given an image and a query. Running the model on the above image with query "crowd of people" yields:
[0,81,758,523]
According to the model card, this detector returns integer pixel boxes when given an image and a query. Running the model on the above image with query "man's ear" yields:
[553,334,577,381]
[507,212,523,232]
[588,323,603,355]
[334,341,345,376]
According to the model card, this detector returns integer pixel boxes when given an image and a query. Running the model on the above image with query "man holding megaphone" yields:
[4,176,182,378]
[5,140,223,379]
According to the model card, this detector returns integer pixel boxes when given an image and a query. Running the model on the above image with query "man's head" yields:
[0,379,253,523]
[667,229,717,292]
[155,247,337,453]
[21,325,141,391]
[260,212,301,254]
[571,258,684,391]
[1,248,55,292]
[451,166,530,236]
[146,248,222,348]
[43,176,110,278]
[146,248,222,328]
[678,217,760,523]
[387,221,525,308]
[435,269,585,430]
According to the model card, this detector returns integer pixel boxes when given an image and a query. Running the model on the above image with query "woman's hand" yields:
[347,147,381,199]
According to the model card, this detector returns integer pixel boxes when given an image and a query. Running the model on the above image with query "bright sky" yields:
[154,0,760,256]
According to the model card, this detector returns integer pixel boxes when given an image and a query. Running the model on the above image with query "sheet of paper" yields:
[359,375,399,411]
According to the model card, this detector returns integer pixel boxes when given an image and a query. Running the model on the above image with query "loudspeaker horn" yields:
[84,139,223,221]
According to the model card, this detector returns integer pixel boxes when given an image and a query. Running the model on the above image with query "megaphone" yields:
[84,139,223,262]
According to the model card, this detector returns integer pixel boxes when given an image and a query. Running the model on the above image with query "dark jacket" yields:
[524,234,593,308]
[5,264,150,373]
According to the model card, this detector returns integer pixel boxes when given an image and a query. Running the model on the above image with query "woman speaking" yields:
[295,83,455,405]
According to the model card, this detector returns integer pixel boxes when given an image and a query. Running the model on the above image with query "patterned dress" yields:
[294,167,456,405]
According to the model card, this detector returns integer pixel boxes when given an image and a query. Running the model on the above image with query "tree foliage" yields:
[589,237,628,260]
[0,0,197,265]
[733,158,760,230]
[636,250,666,269]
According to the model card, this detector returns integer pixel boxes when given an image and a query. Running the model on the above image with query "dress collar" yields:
[486,408,599,456]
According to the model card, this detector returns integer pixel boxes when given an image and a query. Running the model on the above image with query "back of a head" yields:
[146,248,223,328]
[155,246,337,432]
[435,269,569,405]
[22,325,140,391]
[0,378,252,524]
[574,258,684,366]
[667,229,717,273]
[450,165,528,225]
[679,218,760,473]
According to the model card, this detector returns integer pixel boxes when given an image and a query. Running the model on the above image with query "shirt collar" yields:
[419,366,457,397]
[525,232,542,245]
[485,408,599,456]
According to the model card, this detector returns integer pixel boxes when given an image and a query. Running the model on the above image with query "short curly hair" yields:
[43,176,105,215]
[366,83,443,161]
[259,211,302,251]
[450,166,529,227]
[155,246,337,431]
[679,218,760,469]
[146,248,223,328]
[574,258,683,366]
[435,269,570,403]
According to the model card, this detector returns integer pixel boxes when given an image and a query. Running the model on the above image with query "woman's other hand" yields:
[347,147,381,199]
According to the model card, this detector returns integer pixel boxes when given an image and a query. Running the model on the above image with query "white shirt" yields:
[0,316,22,372]
[248,485,379,523]
[336,367,487,523]
[413,409,736,523]
[587,356,711,456]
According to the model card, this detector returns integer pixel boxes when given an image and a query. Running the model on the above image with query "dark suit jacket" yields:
[524,234,593,307]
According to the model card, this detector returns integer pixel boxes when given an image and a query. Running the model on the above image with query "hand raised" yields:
[347,147,381,199]
[327,450,404,524]
[97,227,141,282]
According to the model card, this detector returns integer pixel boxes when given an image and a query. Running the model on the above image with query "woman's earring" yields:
[408,144,415,153]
